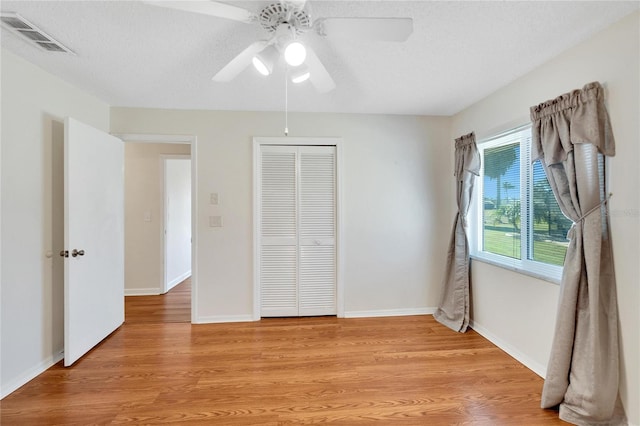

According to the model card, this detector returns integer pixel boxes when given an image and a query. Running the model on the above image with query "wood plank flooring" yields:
[124,278,191,324]
[1,287,564,425]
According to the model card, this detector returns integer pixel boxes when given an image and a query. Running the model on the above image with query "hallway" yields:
[125,278,191,324]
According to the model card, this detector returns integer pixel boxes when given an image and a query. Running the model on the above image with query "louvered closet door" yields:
[298,146,336,316]
[259,145,336,317]
[260,147,298,317]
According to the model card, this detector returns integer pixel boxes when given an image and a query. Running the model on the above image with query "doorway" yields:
[120,134,196,324]
[50,126,197,366]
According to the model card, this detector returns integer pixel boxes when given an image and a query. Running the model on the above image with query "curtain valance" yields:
[530,81,615,166]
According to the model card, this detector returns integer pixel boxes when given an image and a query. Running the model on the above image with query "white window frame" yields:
[469,125,564,284]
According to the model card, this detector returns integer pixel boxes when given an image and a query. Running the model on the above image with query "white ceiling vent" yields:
[1,12,74,54]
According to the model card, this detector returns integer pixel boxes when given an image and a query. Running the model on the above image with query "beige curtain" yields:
[434,132,480,333]
[531,82,625,425]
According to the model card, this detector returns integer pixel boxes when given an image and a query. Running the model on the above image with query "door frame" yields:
[161,155,192,294]
[253,137,344,319]
[114,133,198,323]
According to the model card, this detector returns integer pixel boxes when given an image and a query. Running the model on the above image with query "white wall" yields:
[451,12,639,425]
[0,49,111,397]
[124,143,191,295]
[110,109,452,322]
[165,158,192,291]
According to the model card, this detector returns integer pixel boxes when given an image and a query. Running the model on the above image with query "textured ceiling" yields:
[1,1,638,115]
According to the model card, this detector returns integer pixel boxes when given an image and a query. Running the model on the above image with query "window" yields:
[471,125,571,282]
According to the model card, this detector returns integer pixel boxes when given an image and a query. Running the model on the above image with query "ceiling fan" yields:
[144,0,413,93]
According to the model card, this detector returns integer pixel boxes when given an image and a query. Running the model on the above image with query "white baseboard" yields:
[344,307,436,318]
[194,314,255,324]
[167,271,191,291]
[124,287,161,296]
[469,319,547,378]
[197,309,435,323]
[1,351,64,399]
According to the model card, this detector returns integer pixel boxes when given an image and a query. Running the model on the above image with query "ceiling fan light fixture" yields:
[291,67,310,83]
[284,41,306,67]
[252,45,278,76]
[252,56,270,76]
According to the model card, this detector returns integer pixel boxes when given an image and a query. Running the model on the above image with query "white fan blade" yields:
[212,40,269,82]
[305,47,335,93]
[318,18,413,42]
[144,1,254,23]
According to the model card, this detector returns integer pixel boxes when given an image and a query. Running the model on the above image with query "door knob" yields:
[72,249,85,257]
[59,250,69,258]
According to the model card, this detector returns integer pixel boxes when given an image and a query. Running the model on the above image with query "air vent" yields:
[1,12,74,54]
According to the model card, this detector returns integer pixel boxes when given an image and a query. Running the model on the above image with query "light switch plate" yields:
[209,215,222,227]
[210,193,219,205]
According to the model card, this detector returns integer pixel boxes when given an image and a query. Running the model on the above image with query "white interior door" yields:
[64,117,124,366]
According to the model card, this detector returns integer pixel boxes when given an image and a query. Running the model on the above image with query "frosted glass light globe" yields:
[291,71,310,83]
[284,42,306,67]
[252,57,270,76]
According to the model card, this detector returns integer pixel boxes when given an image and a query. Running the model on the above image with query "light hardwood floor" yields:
[124,278,191,324]
[1,284,564,425]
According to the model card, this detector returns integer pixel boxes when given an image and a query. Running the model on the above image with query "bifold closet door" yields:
[260,147,298,317]
[298,147,336,316]
[259,145,336,317]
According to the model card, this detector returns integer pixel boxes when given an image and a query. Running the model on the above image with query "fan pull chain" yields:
[284,66,289,136]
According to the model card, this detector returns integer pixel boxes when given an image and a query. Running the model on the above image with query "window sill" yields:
[470,254,561,285]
